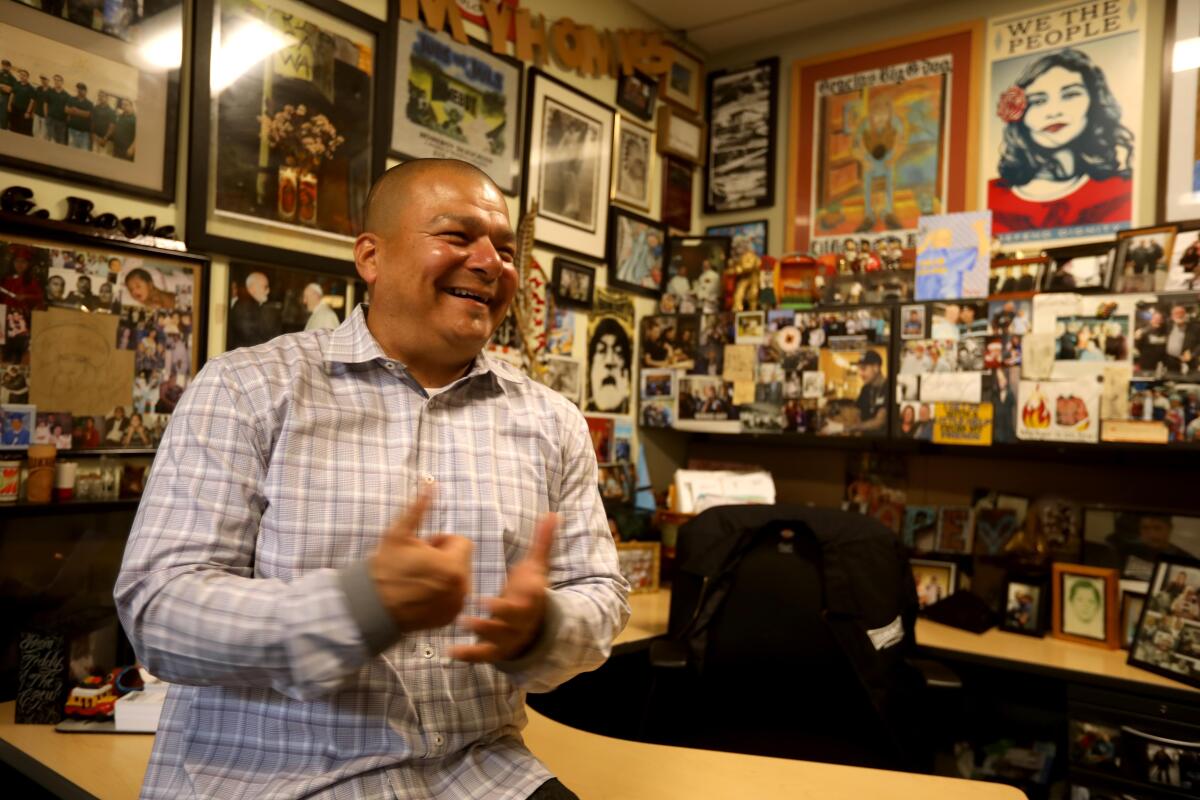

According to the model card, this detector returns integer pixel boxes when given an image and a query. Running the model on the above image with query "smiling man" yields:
[115,159,629,800]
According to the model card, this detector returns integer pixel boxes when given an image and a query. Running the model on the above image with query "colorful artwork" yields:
[915,211,991,300]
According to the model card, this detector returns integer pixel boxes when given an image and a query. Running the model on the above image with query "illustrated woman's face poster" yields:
[984,0,1146,246]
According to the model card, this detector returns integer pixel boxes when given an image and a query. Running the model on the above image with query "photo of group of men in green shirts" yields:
[0,58,136,160]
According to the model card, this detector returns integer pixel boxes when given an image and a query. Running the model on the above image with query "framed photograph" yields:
[187,0,387,273]
[1083,507,1200,581]
[550,257,596,311]
[0,404,35,450]
[598,460,634,504]
[224,262,350,352]
[989,257,1047,299]
[1165,224,1200,292]
[1041,243,1115,292]
[787,22,981,255]
[616,541,661,593]
[661,236,730,314]
[660,43,703,115]
[704,57,778,214]
[1131,298,1200,380]
[606,207,666,297]
[1128,557,1200,689]
[1161,0,1200,223]
[911,558,957,610]
[616,69,657,122]
[1002,578,1047,637]
[389,19,522,195]
[522,69,615,260]
[0,0,182,201]
[1121,590,1146,649]
[611,115,655,212]
[1113,225,1179,293]
[1052,563,1120,649]
[656,104,705,166]
[1,220,208,451]
[706,219,767,257]
[662,157,693,233]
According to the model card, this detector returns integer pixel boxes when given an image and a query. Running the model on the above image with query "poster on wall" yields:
[704,57,778,214]
[983,0,1146,246]
[788,23,979,259]
[585,287,634,415]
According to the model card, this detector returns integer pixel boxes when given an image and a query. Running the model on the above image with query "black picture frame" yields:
[1128,556,1200,689]
[550,256,596,311]
[1001,576,1048,637]
[662,156,693,232]
[615,69,657,122]
[703,57,778,214]
[224,260,353,352]
[0,0,183,202]
[388,19,523,196]
[606,206,667,298]
[1040,241,1116,293]
[186,0,390,276]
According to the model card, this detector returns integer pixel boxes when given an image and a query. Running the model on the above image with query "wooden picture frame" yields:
[616,69,658,122]
[521,68,615,261]
[656,104,705,166]
[1128,557,1200,689]
[1052,562,1120,649]
[606,207,666,298]
[660,43,704,115]
[550,256,596,311]
[187,0,389,275]
[1112,225,1179,293]
[616,541,661,594]
[0,0,182,201]
[611,115,655,213]
[1001,576,1047,637]
[662,157,693,233]
[786,22,982,254]
[389,19,522,196]
[704,57,778,214]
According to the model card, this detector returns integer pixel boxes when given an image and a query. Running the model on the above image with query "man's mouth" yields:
[443,287,491,307]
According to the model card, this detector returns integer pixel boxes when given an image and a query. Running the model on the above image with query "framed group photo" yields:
[522,69,615,261]
[389,18,521,196]
[0,0,183,200]
[704,57,778,214]
[1128,557,1200,689]
[187,0,389,273]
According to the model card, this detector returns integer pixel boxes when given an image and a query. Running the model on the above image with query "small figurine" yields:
[730,249,761,311]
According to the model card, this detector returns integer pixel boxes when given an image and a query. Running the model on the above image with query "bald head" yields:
[364,159,506,236]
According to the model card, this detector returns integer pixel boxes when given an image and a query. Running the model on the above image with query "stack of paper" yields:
[673,469,775,514]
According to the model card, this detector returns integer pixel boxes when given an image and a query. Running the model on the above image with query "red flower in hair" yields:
[997,85,1027,123]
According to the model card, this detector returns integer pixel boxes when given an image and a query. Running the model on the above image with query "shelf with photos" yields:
[634,220,1200,454]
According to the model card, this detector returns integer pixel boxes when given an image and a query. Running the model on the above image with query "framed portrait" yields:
[187,0,388,274]
[1113,225,1179,293]
[911,558,957,610]
[616,541,661,593]
[1128,557,1200,689]
[389,19,521,195]
[1001,577,1047,637]
[660,43,703,115]
[656,104,705,166]
[1121,590,1146,649]
[706,219,767,257]
[224,262,350,352]
[522,69,615,261]
[1052,562,1120,649]
[1161,0,1200,223]
[606,207,666,298]
[550,256,596,311]
[662,157,693,233]
[704,57,778,214]
[0,219,208,453]
[615,69,657,122]
[0,0,182,200]
[788,22,981,257]
[611,115,655,212]
[0,404,35,450]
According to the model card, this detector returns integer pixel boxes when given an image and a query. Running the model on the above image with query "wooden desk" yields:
[0,700,1024,800]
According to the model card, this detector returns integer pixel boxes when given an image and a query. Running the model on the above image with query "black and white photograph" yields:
[585,310,633,415]
[1052,563,1118,647]
[540,355,581,405]
[611,115,654,212]
[226,263,349,352]
[551,257,596,311]
[615,69,657,122]
[704,57,777,213]
[524,69,614,260]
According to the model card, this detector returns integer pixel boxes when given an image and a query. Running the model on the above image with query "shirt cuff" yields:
[337,560,402,656]
[495,590,563,675]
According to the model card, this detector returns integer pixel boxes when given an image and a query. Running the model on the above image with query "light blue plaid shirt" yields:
[115,304,629,799]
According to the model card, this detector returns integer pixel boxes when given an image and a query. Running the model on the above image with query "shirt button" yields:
[420,644,435,659]
[421,473,436,485]
[432,733,445,747]
[383,361,395,370]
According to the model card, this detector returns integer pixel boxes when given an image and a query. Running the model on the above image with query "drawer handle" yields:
[1120,725,1200,749]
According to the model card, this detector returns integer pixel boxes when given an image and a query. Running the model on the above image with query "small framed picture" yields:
[1121,590,1146,649]
[656,105,705,166]
[660,44,704,115]
[598,461,634,504]
[0,404,36,450]
[734,311,766,345]
[616,541,661,593]
[611,115,655,212]
[1052,563,1120,649]
[903,506,939,552]
[662,157,694,233]
[706,220,768,257]
[615,69,658,122]
[900,304,927,340]
[606,207,667,297]
[911,558,957,610]
[551,257,597,311]
[1128,557,1200,689]
[1002,578,1046,637]
[1113,226,1178,293]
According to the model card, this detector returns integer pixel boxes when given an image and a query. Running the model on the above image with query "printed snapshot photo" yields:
[660,236,731,315]
[639,314,699,372]
[615,69,657,122]
[1122,378,1200,444]
[1002,579,1045,636]
[1041,249,1113,292]
[1052,563,1118,648]
[1132,299,1200,379]
[540,355,581,405]
[1130,559,1200,689]
[677,375,737,423]
[225,263,349,351]
[989,258,1047,298]
[1165,228,1200,292]
[911,558,957,610]
[0,404,35,450]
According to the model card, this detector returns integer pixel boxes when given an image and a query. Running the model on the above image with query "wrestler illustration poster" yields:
[585,288,635,415]
[984,0,1146,246]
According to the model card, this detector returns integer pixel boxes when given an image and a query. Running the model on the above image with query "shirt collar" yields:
[323,304,526,388]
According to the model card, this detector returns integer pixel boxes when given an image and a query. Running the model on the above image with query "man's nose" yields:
[466,237,505,280]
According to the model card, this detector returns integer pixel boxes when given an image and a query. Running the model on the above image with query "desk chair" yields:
[643,505,958,771]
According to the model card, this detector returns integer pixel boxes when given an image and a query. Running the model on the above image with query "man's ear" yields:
[354,233,379,284]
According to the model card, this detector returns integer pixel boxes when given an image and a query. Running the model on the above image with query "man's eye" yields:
[442,231,468,242]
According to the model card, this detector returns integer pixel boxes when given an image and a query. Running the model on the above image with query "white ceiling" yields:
[628,0,921,55]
